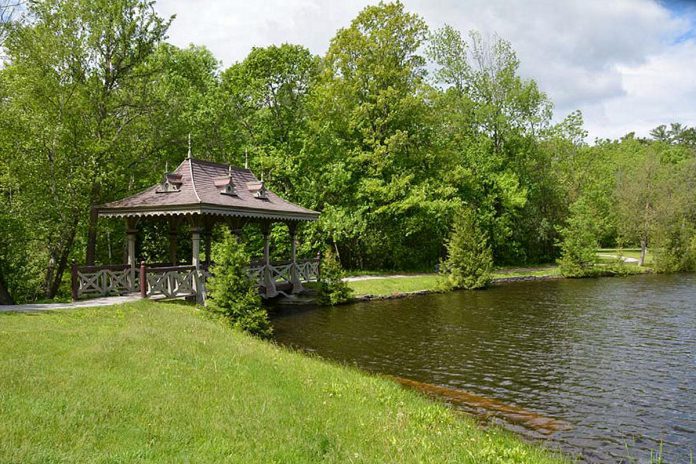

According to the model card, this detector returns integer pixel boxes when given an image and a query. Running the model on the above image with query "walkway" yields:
[0,294,141,314]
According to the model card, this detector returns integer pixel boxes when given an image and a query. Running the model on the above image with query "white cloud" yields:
[155,0,696,141]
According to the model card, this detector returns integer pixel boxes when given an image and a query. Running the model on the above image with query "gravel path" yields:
[0,294,142,313]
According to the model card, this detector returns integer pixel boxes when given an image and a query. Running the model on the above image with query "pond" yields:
[272,274,696,463]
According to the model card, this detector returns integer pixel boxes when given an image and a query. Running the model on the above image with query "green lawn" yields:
[348,265,560,297]
[348,274,442,296]
[0,301,566,463]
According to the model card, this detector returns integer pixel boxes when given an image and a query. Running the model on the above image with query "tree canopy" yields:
[1,0,695,303]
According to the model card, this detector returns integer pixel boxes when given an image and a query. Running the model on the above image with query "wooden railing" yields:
[71,263,138,300]
[72,258,320,301]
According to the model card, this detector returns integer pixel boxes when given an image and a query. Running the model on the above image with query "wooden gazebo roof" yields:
[97,158,319,222]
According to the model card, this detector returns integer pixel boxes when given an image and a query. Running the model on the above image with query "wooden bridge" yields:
[71,258,320,302]
[75,157,320,303]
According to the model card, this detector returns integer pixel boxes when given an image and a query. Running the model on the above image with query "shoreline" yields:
[349,273,564,303]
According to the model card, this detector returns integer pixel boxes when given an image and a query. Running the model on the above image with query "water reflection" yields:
[272,274,696,463]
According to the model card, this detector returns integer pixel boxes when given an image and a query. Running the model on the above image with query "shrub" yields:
[652,223,696,273]
[206,232,272,338]
[440,207,493,290]
[557,201,599,278]
[318,247,352,305]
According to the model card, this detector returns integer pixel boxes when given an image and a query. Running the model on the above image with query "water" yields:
[272,274,696,463]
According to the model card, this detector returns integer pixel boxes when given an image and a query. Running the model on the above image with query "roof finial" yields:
[244,149,249,169]
[165,160,169,173]
[187,133,192,159]
[228,163,233,177]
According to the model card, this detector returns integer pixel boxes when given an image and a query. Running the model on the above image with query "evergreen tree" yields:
[317,247,352,305]
[557,200,599,277]
[441,207,493,289]
[206,233,272,338]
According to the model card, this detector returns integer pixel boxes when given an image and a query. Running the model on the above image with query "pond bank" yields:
[343,262,652,304]
[345,266,563,303]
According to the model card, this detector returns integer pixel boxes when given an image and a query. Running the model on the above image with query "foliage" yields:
[557,200,600,278]
[318,247,353,305]
[2,0,696,303]
[206,233,272,338]
[440,207,493,289]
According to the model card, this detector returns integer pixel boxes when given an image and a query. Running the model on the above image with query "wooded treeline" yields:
[1,0,695,303]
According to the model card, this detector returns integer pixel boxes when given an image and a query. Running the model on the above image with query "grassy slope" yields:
[0,301,566,464]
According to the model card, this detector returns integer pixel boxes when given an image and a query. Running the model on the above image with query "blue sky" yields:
[156,0,696,141]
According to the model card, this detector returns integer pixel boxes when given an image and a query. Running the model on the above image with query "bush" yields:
[652,223,696,273]
[318,247,352,305]
[440,207,493,290]
[557,201,599,278]
[206,233,272,338]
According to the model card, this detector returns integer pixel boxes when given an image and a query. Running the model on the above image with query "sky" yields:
[155,0,696,141]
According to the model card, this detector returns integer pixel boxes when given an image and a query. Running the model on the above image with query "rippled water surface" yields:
[272,274,696,463]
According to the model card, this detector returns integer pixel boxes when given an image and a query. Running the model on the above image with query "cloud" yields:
[155,0,696,141]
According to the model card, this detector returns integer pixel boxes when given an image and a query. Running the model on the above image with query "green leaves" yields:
[206,233,272,338]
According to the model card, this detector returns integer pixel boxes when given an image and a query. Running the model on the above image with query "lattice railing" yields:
[72,258,319,301]
[73,264,138,299]
[246,259,320,287]
[297,259,320,282]
[145,265,198,298]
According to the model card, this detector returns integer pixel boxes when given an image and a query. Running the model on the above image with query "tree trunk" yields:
[0,272,14,305]
[47,215,80,299]
[86,206,98,265]
[639,238,647,267]
[86,183,101,265]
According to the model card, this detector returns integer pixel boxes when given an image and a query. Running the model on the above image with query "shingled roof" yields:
[97,158,319,222]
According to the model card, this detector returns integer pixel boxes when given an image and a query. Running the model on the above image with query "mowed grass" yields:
[348,274,441,296]
[348,265,560,297]
[0,301,567,464]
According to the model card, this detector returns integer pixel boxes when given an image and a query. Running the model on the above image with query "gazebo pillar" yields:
[288,222,304,294]
[168,218,178,264]
[191,226,202,269]
[261,222,277,298]
[126,218,137,268]
[204,223,212,267]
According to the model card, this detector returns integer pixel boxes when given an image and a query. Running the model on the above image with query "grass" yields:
[597,248,654,266]
[0,301,567,463]
[348,274,442,296]
[347,265,560,297]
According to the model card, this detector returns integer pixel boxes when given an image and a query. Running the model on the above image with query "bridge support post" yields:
[261,222,277,298]
[289,222,304,294]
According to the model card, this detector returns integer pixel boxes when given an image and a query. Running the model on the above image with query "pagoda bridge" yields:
[71,156,320,302]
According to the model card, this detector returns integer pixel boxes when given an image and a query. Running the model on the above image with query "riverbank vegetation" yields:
[0,301,567,463]
[1,0,695,305]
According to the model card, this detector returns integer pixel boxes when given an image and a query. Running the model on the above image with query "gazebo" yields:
[71,154,320,302]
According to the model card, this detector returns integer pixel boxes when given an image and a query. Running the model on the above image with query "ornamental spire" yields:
[187,133,192,159]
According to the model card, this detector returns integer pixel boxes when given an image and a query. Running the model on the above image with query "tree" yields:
[427,25,556,264]
[220,44,319,193]
[614,150,661,266]
[206,233,272,338]
[0,0,171,298]
[301,1,459,270]
[557,199,599,277]
[317,247,352,305]
[440,207,493,289]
